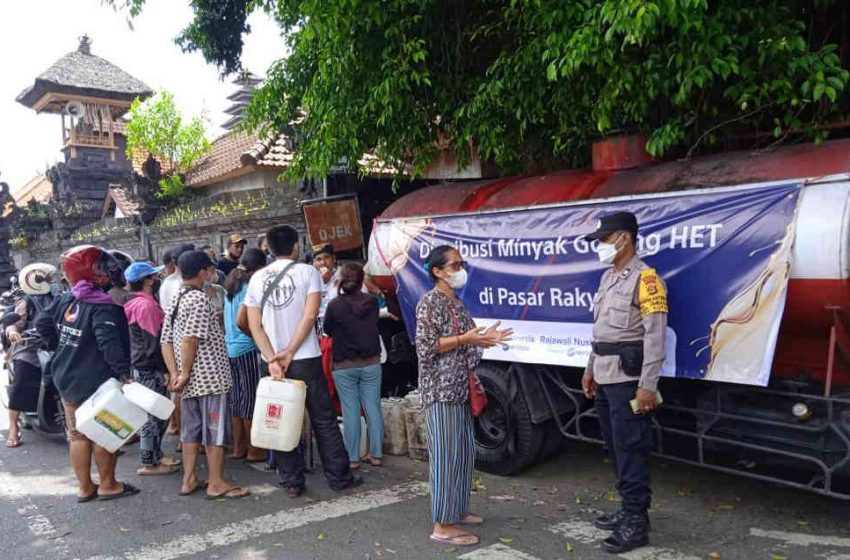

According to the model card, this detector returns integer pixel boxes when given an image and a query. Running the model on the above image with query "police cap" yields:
[584,211,638,241]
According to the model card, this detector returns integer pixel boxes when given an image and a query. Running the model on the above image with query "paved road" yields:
[2,419,850,560]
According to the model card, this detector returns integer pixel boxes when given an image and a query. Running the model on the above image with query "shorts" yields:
[180,393,231,447]
[61,399,88,443]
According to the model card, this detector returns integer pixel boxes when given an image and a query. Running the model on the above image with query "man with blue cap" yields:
[124,261,181,476]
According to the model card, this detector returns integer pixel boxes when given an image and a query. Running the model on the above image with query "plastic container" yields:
[74,378,148,453]
[252,377,307,452]
[122,382,175,420]
[381,397,408,456]
[403,395,429,461]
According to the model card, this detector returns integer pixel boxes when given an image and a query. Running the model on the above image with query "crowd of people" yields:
[4,225,384,502]
[3,211,662,553]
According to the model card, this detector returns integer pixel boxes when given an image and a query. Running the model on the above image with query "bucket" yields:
[381,397,408,456]
[74,378,148,453]
[251,377,307,452]
[122,382,175,420]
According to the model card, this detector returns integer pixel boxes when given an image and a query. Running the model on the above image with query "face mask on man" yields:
[597,233,625,264]
[447,268,469,289]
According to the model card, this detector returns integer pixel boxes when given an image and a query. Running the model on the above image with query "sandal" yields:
[205,486,250,500]
[429,532,479,547]
[98,482,140,501]
[136,464,180,476]
[368,458,383,467]
[179,480,208,496]
[77,485,99,503]
[458,513,485,525]
[161,456,182,467]
[5,435,22,448]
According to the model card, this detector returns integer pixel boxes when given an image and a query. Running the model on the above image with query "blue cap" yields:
[124,261,161,283]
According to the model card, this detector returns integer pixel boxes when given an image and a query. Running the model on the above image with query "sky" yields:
[0,0,286,192]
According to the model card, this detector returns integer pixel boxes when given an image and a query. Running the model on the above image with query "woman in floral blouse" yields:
[415,245,512,547]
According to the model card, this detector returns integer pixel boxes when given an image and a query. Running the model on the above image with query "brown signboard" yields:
[302,196,364,253]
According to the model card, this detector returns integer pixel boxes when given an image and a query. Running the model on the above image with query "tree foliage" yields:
[114,0,850,178]
[125,91,211,198]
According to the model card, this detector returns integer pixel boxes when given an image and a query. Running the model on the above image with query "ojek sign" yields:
[376,183,802,386]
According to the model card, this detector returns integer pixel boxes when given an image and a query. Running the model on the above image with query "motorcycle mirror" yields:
[1,313,21,327]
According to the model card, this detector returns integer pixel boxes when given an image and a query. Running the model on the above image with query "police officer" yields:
[581,211,668,554]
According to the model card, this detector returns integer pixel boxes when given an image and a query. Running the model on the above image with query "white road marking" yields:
[89,481,428,560]
[548,519,702,560]
[0,458,69,558]
[750,527,850,548]
[458,543,545,560]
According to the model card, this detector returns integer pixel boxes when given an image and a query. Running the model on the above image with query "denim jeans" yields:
[332,363,384,462]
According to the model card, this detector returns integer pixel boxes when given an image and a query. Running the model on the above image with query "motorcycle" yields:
[0,313,65,435]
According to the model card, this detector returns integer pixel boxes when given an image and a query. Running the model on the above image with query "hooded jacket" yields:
[35,292,132,405]
[323,291,381,365]
[124,292,166,371]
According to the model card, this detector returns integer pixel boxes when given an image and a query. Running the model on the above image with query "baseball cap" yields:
[229,234,247,245]
[583,211,639,241]
[178,250,217,279]
[312,244,334,257]
[125,261,161,283]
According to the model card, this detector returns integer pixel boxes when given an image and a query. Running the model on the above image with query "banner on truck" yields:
[373,183,802,386]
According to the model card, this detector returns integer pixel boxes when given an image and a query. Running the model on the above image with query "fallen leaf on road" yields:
[797,519,809,527]
[442,547,456,554]
[566,542,575,553]
[717,503,735,511]
[119,527,129,533]
[473,477,487,492]
[677,487,693,497]
[549,486,559,495]
[317,533,326,541]
[770,555,787,560]
[707,552,720,559]
[575,496,583,504]
[606,490,618,502]
[499,537,514,544]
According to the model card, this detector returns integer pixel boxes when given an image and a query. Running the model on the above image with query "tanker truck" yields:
[367,136,850,499]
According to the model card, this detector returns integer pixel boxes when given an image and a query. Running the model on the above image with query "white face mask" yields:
[446,268,468,289]
[597,234,624,264]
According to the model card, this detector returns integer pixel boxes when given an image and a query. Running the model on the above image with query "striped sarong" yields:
[424,402,475,524]
[228,350,264,419]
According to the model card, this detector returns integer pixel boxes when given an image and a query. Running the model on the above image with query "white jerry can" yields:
[251,377,307,452]
[122,382,175,420]
[74,379,148,453]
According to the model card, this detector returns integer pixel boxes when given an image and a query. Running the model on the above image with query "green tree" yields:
[113,0,850,179]
[125,91,211,198]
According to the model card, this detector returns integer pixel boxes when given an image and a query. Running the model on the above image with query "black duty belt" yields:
[592,341,644,377]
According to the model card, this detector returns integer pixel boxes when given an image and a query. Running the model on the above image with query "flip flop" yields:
[161,456,182,467]
[77,485,99,503]
[97,483,140,501]
[5,436,22,448]
[179,480,208,496]
[136,464,180,476]
[429,532,479,547]
[205,486,251,500]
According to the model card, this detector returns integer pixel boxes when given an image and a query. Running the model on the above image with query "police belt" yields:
[591,341,644,377]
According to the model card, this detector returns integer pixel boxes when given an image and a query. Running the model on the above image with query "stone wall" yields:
[12,185,308,267]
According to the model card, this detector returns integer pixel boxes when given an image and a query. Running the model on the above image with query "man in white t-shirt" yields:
[245,225,360,498]
[159,244,195,312]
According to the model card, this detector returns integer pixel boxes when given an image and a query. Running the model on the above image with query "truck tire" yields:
[475,363,544,475]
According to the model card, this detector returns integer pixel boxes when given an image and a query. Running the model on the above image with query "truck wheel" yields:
[475,363,544,475]
[536,419,568,462]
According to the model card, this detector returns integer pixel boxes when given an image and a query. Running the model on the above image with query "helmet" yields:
[19,263,58,295]
[108,250,133,273]
[61,245,125,288]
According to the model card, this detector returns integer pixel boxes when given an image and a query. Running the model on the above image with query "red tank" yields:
[372,138,850,387]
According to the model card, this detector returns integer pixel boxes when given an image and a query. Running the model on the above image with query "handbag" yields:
[447,304,488,416]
